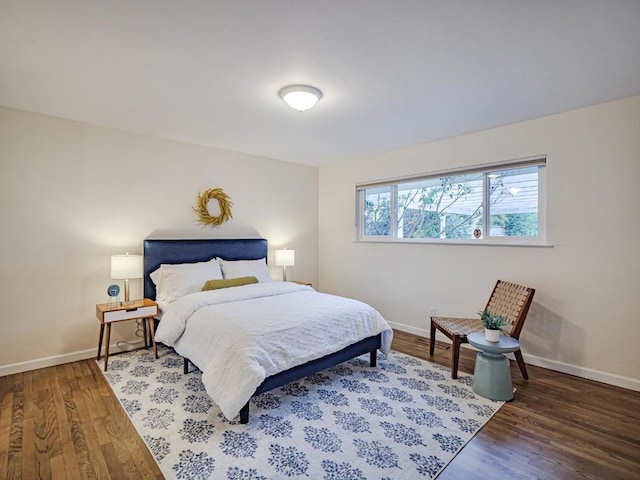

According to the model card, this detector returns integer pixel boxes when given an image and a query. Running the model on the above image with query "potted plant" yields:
[477,310,507,342]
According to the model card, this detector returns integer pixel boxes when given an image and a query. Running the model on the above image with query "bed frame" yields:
[143,237,381,424]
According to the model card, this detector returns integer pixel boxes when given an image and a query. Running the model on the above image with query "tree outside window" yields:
[360,162,542,242]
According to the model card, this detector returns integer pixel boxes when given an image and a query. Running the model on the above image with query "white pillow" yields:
[150,258,223,303]
[219,258,272,283]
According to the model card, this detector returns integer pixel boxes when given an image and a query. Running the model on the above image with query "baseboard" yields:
[521,354,640,392]
[388,320,640,392]
[388,320,429,338]
[0,343,139,377]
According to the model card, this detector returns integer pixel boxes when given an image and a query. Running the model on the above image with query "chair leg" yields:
[451,337,461,379]
[514,349,529,379]
[429,319,436,356]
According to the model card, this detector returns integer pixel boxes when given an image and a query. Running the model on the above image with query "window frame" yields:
[355,155,548,246]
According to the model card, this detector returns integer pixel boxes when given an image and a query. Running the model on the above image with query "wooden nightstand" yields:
[96,298,158,371]
[291,280,312,287]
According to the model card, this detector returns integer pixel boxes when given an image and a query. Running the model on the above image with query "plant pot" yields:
[485,328,500,342]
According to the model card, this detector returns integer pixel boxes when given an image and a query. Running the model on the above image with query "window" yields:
[356,156,546,244]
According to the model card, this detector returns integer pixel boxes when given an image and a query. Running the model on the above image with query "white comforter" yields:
[154,282,393,420]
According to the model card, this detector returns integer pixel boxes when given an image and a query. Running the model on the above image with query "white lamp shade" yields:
[275,249,295,267]
[111,254,143,279]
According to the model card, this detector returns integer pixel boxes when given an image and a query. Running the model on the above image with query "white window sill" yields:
[355,238,553,248]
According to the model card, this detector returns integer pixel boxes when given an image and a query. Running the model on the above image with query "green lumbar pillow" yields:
[202,276,258,291]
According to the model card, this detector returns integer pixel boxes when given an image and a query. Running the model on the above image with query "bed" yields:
[144,237,392,423]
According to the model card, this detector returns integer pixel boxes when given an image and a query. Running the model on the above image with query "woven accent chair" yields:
[429,280,535,379]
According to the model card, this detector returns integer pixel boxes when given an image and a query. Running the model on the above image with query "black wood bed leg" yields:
[370,349,377,367]
[239,402,250,424]
[184,358,189,374]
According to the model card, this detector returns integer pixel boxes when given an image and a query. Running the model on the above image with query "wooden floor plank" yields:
[57,440,83,480]
[50,367,74,447]
[99,442,126,480]
[5,373,23,480]
[0,374,15,479]
[65,381,99,479]
[0,330,639,479]
[34,368,63,479]
[72,389,112,479]
[20,370,37,480]
[49,454,69,480]
[100,385,160,480]
[77,369,109,423]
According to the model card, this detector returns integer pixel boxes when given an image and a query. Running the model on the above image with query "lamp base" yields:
[122,279,134,305]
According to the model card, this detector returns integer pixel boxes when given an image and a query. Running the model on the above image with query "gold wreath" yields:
[192,188,233,226]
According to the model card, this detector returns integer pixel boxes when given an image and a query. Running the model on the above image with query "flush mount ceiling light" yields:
[279,85,322,112]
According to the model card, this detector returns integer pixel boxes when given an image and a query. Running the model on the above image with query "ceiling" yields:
[1,1,639,166]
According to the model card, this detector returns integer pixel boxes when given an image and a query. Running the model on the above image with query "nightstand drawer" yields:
[103,305,157,323]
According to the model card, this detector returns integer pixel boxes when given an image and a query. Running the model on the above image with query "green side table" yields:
[467,332,520,401]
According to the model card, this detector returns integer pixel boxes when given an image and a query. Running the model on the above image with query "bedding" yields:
[151,258,223,304]
[218,257,272,282]
[202,275,258,291]
[154,281,393,420]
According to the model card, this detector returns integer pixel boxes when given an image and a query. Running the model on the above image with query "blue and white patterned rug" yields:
[100,346,503,479]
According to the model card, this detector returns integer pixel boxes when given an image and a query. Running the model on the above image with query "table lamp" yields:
[111,253,143,304]
[275,249,295,281]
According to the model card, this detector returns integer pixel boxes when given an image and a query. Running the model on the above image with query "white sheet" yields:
[154,282,393,420]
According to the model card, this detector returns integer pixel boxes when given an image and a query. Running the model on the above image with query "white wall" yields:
[319,95,640,389]
[0,107,318,372]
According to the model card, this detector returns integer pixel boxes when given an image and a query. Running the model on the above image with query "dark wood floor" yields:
[1,330,639,479]
[0,359,162,480]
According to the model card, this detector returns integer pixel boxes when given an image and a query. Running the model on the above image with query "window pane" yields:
[488,166,539,237]
[397,174,483,239]
[357,157,545,243]
[364,186,392,236]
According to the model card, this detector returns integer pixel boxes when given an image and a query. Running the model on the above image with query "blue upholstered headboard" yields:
[143,238,268,300]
